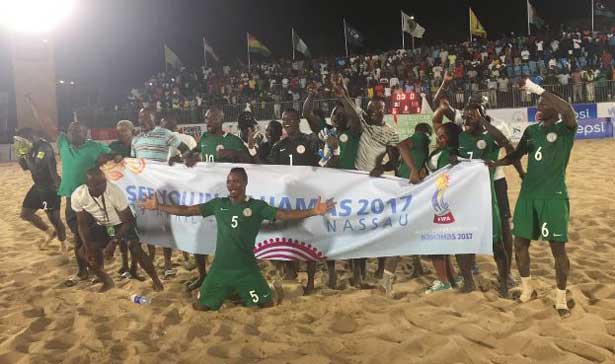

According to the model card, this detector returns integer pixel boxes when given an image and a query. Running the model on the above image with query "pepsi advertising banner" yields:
[527,103,597,122]
[576,118,613,139]
[527,103,613,139]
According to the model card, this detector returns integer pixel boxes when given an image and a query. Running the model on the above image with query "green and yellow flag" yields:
[469,8,487,38]
[247,33,271,56]
[164,44,184,69]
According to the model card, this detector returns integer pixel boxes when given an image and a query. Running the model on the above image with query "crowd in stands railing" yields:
[116,29,615,126]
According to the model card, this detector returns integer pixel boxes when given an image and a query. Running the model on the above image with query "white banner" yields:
[486,107,529,123]
[104,160,494,259]
[597,101,615,118]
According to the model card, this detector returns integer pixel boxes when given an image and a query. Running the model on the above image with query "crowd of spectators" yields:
[127,29,615,120]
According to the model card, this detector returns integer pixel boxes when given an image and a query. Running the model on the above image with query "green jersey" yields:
[458,130,504,243]
[108,140,131,158]
[426,146,456,173]
[58,133,111,197]
[197,132,247,162]
[458,130,501,162]
[516,121,575,200]
[200,197,277,272]
[336,129,361,170]
[396,132,430,178]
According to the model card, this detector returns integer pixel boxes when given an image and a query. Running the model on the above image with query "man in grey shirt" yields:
[353,98,400,175]
[335,86,400,288]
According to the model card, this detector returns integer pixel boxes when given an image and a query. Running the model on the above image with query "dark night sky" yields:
[0,0,607,105]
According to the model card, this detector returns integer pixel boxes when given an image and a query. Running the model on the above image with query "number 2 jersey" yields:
[199,197,277,273]
[515,121,575,200]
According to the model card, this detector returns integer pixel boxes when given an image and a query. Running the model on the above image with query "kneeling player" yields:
[140,167,335,310]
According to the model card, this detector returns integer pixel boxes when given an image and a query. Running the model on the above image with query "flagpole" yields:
[246,33,251,71]
[527,0,531,36]
[164,43,167,74]
[401,11,405,49]
[591,0,595,32]
[203,38,208,68]
[469,8,472,42]
[292,28,295,60]
[343,18,349,57]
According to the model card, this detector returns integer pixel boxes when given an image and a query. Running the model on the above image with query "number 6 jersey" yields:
[515,121,576,200]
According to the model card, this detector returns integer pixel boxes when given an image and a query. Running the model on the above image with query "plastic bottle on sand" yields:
[130,294,151,304]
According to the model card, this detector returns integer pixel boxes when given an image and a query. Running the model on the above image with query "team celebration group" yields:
[15,75,576,316]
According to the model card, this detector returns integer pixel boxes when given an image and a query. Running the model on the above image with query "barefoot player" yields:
[140,167,335,310]
[497,78,577,317]
[15,128,67,252]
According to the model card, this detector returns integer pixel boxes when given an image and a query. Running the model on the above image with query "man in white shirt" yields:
[389,77,400,88]
[161,118,198,163]
[557,72,571,86]
[72,168,163,292]
[535,40,544,60]
[487,78,498,107]
[521,48,530,63]
[432,65,443,80]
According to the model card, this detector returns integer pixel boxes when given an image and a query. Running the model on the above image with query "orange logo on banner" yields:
[101,158,146,181]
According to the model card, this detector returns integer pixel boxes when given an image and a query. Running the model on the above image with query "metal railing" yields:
[75,80,615,129]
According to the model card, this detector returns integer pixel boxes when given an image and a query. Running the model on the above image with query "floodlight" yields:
[0,0,76,34]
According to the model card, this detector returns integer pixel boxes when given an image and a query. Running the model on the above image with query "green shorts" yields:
[198,269,272,310]
[513,197,569,243]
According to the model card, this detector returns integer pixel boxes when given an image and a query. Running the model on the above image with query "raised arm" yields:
[521,78,577,130]
[432,71,453,109]
[138,194,202,216]
[331,77,364,132]
[432,105,447,133]
[275,197,335,220]
[479,116,513,153]
[539,92,577,130]
[302,83,323,134]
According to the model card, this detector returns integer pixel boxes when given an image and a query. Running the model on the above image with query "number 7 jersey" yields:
[516,121,575,200]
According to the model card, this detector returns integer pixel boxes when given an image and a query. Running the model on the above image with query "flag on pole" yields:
[344,21,365,47]
[202,37,219,62]
[595,0,615,17]
[527,1,545,28]
[292,28,311,58]
[247,33,272,56]
[469,8,487,38]
[164,44,184,69]
[401,11,426,38]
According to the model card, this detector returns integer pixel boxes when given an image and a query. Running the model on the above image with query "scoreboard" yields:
[390,90,421,114]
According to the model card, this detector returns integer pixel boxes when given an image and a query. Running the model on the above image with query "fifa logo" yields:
[432,173,455,224]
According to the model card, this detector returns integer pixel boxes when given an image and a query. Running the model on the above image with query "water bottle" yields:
[130,294,151,304]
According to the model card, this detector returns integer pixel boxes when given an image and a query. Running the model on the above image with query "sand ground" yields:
[0,139,613,364]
